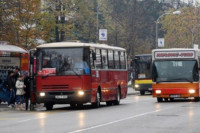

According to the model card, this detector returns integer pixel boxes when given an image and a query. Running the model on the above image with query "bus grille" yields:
[48,92,74,95]
[42,85,69,90]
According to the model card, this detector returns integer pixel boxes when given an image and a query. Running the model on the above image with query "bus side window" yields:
[114,51,120,69]
[95,49,102,69]
[90,50,95,69]
[108,50,114,69]
[120,51,126,69]
[102,49,108,69]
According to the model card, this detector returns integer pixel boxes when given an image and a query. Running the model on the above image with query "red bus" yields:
[29,42,128,110]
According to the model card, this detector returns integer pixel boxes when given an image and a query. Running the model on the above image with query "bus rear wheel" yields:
[157,98,163,102]
[113,88,120,105]
[92,91,100,108]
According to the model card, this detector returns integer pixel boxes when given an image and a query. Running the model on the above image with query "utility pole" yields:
[96,0,99,43]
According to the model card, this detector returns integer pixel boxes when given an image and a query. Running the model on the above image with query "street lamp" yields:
[155,10,181,49]
[96,0,102,42]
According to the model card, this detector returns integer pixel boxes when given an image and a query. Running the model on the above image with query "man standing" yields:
[6,71,16,108]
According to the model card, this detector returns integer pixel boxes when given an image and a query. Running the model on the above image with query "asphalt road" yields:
[0,93,200,133]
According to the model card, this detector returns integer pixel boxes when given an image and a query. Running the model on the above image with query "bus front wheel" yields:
[140,91,145,95]
[45,103,53,110]
[106,101,112,106]
[194,97,199,102]
[157,98,163,102]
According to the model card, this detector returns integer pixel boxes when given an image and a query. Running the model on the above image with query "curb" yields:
[0,104,11,112]
[127,87,139,95]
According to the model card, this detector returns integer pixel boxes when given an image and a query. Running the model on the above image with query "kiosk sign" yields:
[0,57,19,82]
[154,51,195,59]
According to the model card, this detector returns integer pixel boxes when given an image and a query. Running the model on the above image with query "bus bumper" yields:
[35,90,91,104]
[135,84,152,92]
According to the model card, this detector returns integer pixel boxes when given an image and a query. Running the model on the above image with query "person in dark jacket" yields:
[24,72,30,110]
[14,67,20,84]
[6,71,16,108]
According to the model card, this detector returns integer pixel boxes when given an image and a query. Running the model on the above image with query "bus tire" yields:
[164,98,168,102]
[92,91,101,108]
[45,103,53,110]
[194,97,199,102]
[113,88,120,105]
[70,103,76,108]
[106,101,112,106]
[140,91,145,95]
[157,98,163,102]
[170,98,174,102]
[77,103,83,109]
[0,99,1,104]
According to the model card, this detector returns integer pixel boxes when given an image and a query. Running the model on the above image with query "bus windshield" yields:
[135,55,152,79]
[152,60,199,82]
[36,47,90,76]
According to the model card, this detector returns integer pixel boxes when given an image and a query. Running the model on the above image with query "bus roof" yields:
[135,54,151,57]
[152,48,198,52]
[37,42,126,51]
[152,48,200,60]
[0,43,27,53]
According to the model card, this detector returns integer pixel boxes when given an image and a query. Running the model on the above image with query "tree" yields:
[0,0,43,49]
[70,0,98,42]
[161,6,200,48]
[101,0,168,57]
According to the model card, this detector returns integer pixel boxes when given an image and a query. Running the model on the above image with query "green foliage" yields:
[0,0,179,53]
[161,6,200,48]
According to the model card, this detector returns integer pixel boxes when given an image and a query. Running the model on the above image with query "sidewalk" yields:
[128,87,139,95]
[0,102,12,112]
[0,87,138,112]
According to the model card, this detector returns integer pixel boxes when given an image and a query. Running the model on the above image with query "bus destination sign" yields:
[155,51,195,59]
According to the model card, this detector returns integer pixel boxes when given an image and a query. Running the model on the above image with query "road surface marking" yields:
[68,107,173,133]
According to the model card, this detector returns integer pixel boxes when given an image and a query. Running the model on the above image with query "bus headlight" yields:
[135,84,139,88]
[78,90,85,96]
[40,92,45,97]
[189,89,195,94]
[156,90,161,94]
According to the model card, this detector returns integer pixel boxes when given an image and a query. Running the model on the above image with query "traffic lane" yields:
[0,95,153,132]
[0,95,195,133]
[73,100,200,133]
[0,95,154,127]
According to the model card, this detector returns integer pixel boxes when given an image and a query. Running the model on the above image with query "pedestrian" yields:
[15,75,26,110]
[14,67,21,83]
[24,72,30,110]
[6,71,16,108]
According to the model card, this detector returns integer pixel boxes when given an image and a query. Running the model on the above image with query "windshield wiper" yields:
[170,78,193,83]
[71,69,81,79]
[42,73,55,79]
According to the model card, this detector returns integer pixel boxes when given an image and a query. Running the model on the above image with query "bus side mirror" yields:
[92,52,96,60]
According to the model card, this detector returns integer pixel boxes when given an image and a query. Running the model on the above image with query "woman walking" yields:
[15,75,26,110]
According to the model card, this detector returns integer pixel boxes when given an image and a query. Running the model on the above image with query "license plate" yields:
[170,95,180,98]
[148,88,152,91]
[55,95,68,99]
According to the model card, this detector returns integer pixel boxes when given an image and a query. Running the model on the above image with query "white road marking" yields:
[68,106,175,133]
